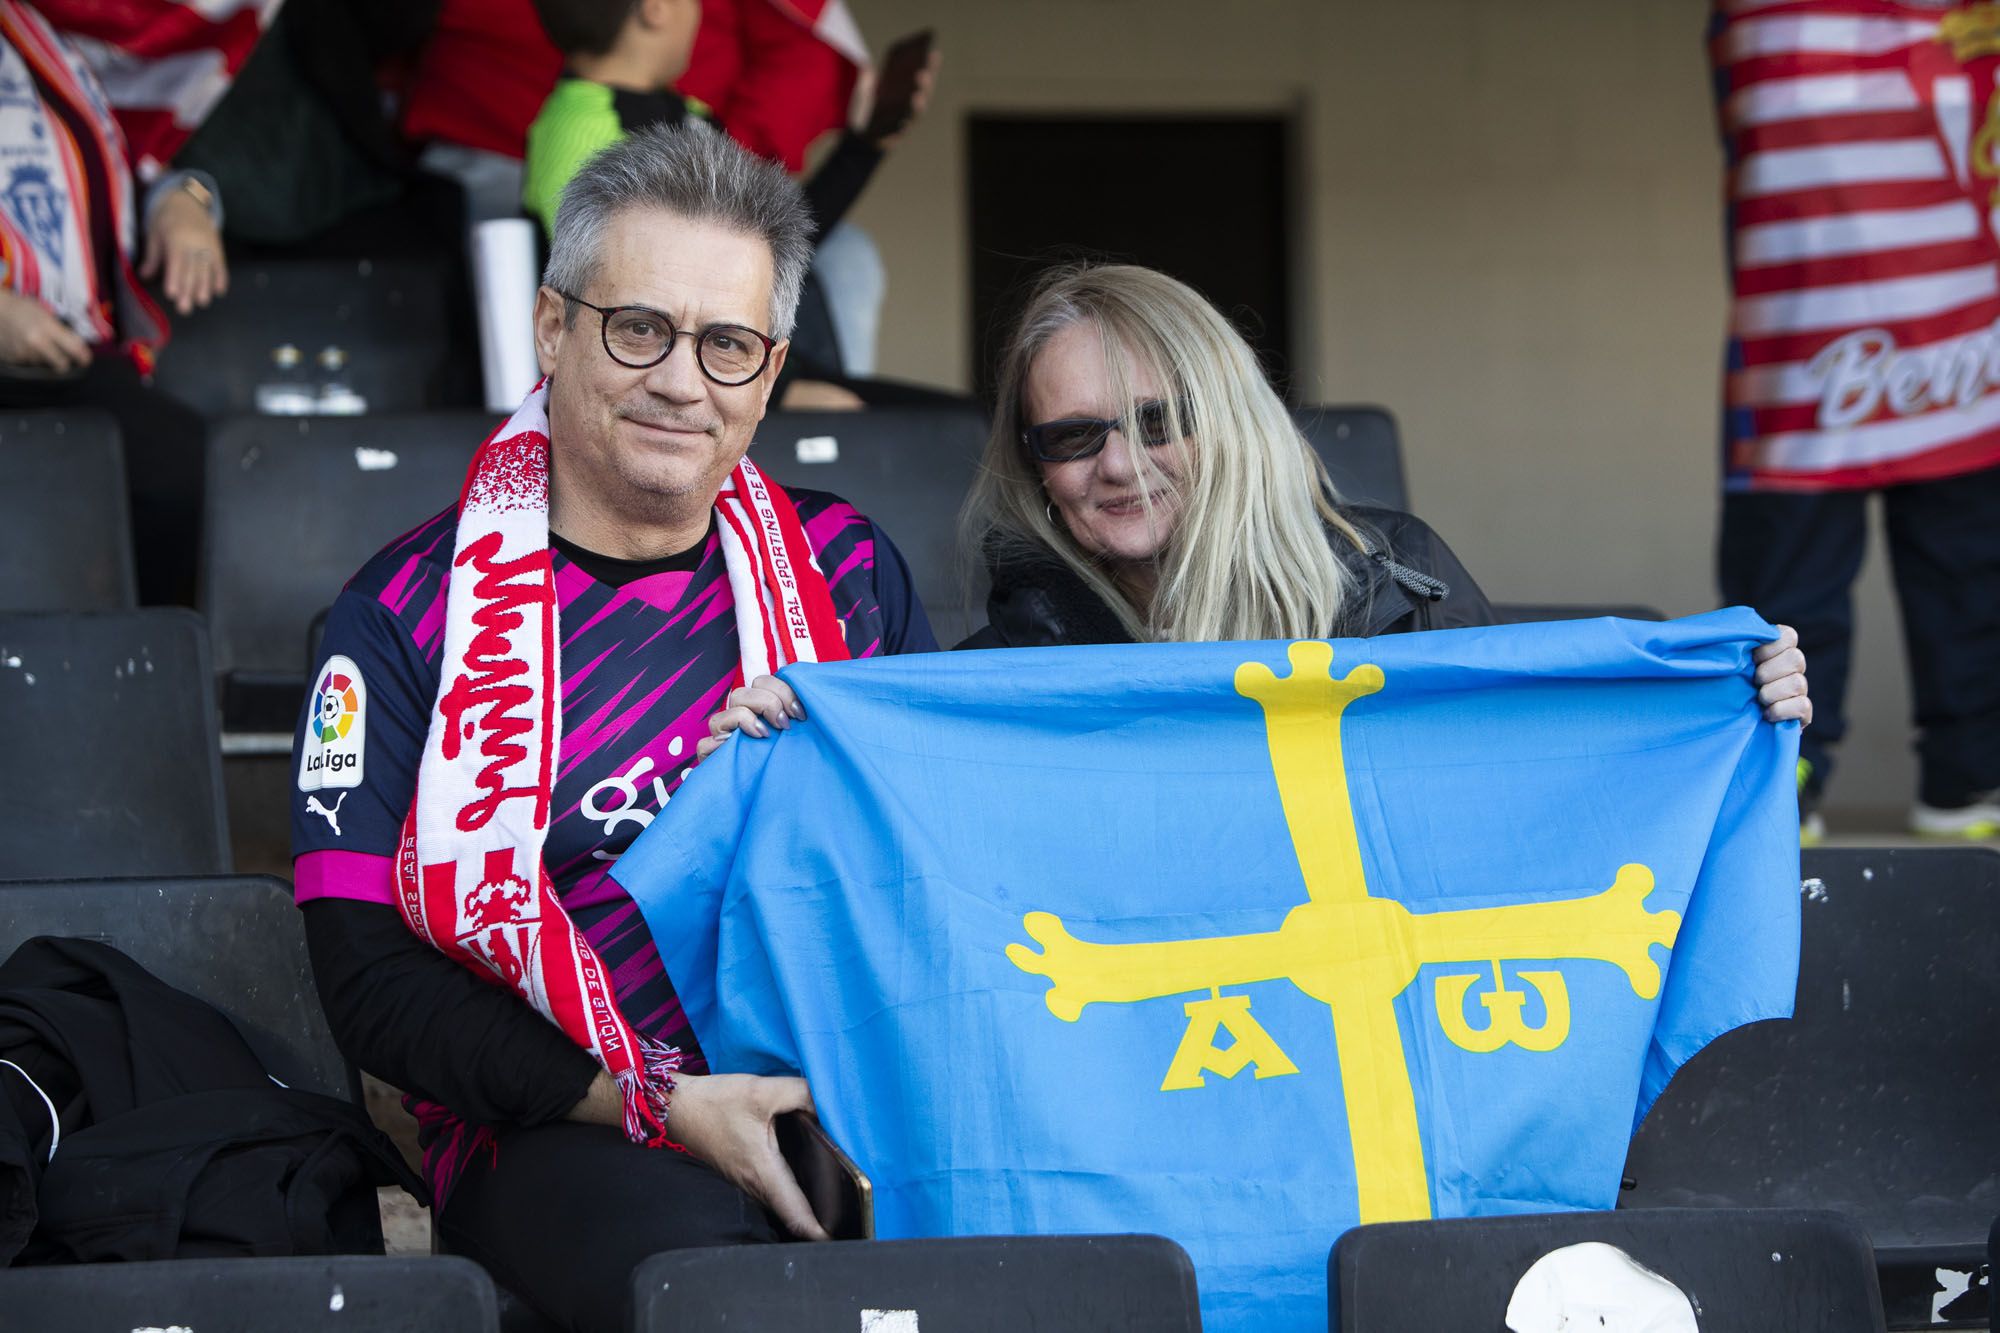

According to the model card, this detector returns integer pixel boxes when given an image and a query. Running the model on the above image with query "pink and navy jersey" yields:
[291,488,933,1191]
[1714,0,2000,491]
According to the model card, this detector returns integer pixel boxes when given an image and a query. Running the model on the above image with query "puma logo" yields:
[306,792,348,837]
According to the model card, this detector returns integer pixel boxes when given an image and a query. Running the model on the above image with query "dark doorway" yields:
[967,114,1295,406]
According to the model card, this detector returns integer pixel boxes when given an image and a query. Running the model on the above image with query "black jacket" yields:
[0,937,423,1267]
[959,506,1496,650]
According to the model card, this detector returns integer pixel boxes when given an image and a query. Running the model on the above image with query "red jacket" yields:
[399,0,856,171]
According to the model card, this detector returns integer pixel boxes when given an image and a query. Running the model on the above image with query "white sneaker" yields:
[1909,796,2000,839]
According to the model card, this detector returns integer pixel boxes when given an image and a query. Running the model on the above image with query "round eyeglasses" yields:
[558,292,777,386]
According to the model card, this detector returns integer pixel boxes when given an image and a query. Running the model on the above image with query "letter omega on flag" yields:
[1005,642,1683,1223]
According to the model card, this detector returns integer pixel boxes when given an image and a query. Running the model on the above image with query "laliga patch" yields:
[299,655,367,792]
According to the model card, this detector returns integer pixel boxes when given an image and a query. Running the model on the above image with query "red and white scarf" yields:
[394,381,850,1146]
[0,2,166,356]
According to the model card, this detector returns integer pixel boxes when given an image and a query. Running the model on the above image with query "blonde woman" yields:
[703,264,1810,744]
[959,262,1492,648]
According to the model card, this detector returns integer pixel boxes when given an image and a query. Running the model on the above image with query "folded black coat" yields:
[0,936,425,1266]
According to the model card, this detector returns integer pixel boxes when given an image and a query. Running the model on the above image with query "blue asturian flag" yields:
[611,609,1801,1331]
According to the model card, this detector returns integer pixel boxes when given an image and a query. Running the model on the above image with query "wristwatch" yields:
[146,169,224,229]
[177,175,215,213]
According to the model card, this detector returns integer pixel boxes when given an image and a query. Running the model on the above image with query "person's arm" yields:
[140,171,227,315]
[293,588,597,1126]
[0,290,91,372]
[796,38,938,235]
[797,133,882,237]
[304,896,600,1124]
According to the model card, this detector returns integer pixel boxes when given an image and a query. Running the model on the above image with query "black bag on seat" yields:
[0,936,423,1267]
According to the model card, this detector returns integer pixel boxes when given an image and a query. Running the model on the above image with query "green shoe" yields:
[1798,759,1825,845]
[1909,795,2000,840]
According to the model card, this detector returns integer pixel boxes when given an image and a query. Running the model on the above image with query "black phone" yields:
[776,1109,873,1240]
[868,29,936,137]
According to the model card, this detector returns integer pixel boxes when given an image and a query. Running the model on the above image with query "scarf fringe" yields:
[621,1040,687,1151]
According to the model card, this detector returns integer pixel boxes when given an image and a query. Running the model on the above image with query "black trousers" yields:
[436,1121,779,1333]
[0,357,205,607]
[1718,463,2000,807]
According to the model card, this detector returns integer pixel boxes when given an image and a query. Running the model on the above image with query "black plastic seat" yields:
[1332,1208,1885,1332]
[752,406,992,645]
[203,412,492,735]
[0,1255,497,1331]
[630,1235,1203,1332]
[0,874,354,1101]
[1623,846,2000,1330]
[1293,405,1409,511]
[150,255,481,418]
[0,610,228,879]
[0,410,135,611]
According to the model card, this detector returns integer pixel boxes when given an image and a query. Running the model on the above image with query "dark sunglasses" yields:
[1020,398,1191,463]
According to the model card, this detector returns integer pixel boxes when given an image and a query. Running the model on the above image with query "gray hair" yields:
[542,122,816,341]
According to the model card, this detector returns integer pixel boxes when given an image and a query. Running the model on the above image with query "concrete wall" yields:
[846,0,1915,825]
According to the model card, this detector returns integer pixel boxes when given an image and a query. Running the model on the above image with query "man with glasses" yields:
[288,125,933,1332]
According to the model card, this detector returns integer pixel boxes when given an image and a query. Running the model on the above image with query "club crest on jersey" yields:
[299,655,367,792]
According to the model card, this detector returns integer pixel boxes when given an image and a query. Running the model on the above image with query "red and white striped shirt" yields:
[1715,0,2000,490]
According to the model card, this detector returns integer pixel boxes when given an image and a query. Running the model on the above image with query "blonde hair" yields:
[961,263,1365,643]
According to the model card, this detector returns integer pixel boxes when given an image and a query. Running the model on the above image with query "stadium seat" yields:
[203,412,492,738]
[307,605,330,677]
[0,1255,498,1332]
[1293,406,1409,510]
[0,874,355,1102]
[1492,603,1668,623]
[0,610,229,879]
[1623,846,2000,1330]
[1331,1208,1885,1332]
[0,410,136,611]
[151,256,482,418]
[752,406,992,645]
[629,1235,1203,1332]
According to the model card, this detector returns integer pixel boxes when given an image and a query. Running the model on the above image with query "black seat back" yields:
[1293,406,1409,511]
[1492,603,1668,624]
[632,1235,1201,1332]
[203,413,492,732]
[0,610,228,878]
[0,1256,497,1331]
[0,411,135,611]
[1623,846,2000,1328]
[1332,1208,1885,1332]
[151,256,480,418]
[752,406,990,645]
[0,874,355,1101]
